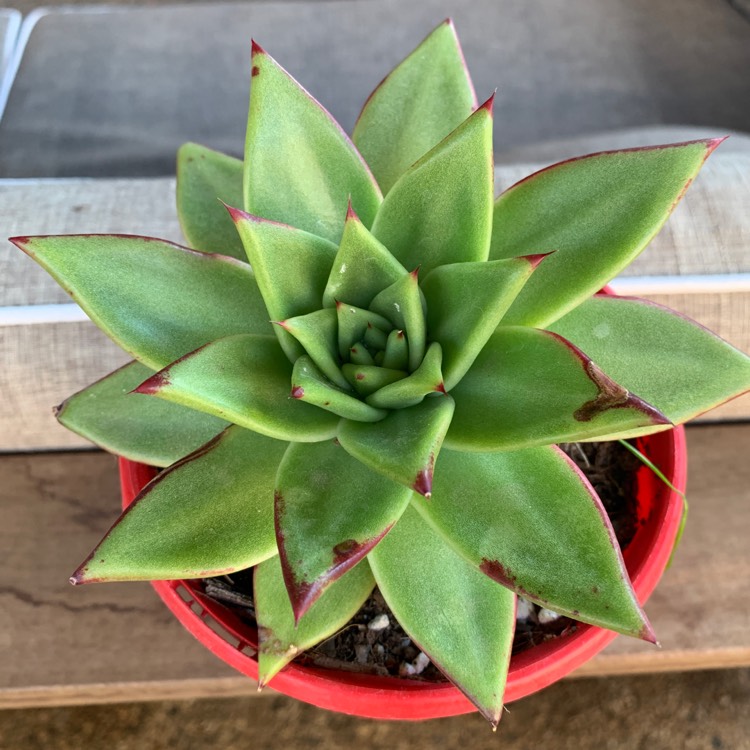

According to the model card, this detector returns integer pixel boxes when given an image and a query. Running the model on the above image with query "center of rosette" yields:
[280,272,445,422]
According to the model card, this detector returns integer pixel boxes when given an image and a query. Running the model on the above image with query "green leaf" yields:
[445,328,669,451]
[490,139,723,327]
[342,364,407,397]
[549,295,750,434]
[322,203,406,309]
[370,98,494,275]
[135,334,338,442]
[338,395,455,496]
[421,255,545,390]
[229,207,338,362]
[381,329,408,370]
[11,235,270,370]
[56,361,227,467]
[275,440,412,621]
[368,504,515,728]
[412,446,655,640]
[254,554,375,687]
[291,356,387,422]
[282,309,350,390]
[370,269,426,371]
[366,342,445,410]
[352,19,476,195]
[71,426,286,583]
[176,143,245,260]
[244,43,382,242]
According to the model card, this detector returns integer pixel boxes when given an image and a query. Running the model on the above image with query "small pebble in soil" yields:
[400,651,431,677]
[516,598,536,622]
[538,608,561,624]
[367,614,390,631]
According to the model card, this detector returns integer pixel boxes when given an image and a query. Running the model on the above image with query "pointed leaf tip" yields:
[223,202,249,223]
[8,236,31,252]
[478,93,495,116]
[523,251,555,269]
[413,466,433,497]
[640,618,659,645]
[290,386,304,399]
[132,371,171,396]
[251,39,266,57]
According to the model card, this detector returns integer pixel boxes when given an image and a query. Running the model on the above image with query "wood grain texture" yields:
[1,424,748,708]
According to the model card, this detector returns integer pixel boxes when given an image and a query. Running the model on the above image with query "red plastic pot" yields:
[119,425,686,721]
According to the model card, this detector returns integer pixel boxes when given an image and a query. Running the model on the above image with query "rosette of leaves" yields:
[13,21,750,726]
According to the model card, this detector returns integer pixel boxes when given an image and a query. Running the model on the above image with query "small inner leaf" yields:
[341,363,407,397]
[381,329,409,371]
[282,309,350,391]
[336,302,392,359]
[291,356,387,423]
[366,342,445,410]
[370,270,426,372]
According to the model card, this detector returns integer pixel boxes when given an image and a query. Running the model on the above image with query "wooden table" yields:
[2,423,749,709]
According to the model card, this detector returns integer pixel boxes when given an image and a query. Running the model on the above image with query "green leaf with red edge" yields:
[490,139,723,327]
[368,503,516,728]
[56,361,227,467]
[244,42,381,242]
[290,356,387,422]
[338,395,455,496]
[352,19,476,195]
[274,440,412,622]
[421,255,546,391]
[71,426,286,583]
[176,143,245,260]
[10,235,270,370]
[412,446,655,640]
[445,328,669,451]
[370,98,494,275]
[548,295,750,435]
[229,207,338,362]
[135,334,338,442]
[254,554,375,687]
[366,342,445,410]
[322,203,406,309]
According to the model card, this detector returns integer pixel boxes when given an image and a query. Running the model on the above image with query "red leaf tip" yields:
[251,39,266,57]
[478,92,495,116]
[639,618,659,646]
[290,386,305,399]
[522,251,555,269]
[8,236,31,250]
[413,467,433,498]
[410,265,421,280]
[705,136,729,157]
[133,371,170,395]
[434,382,447,394]
[223,202,249,224]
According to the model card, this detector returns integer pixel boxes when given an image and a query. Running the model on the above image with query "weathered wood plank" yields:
[1,423,749,708]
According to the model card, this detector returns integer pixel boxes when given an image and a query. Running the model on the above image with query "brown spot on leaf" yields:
[574,361,630,421]
[251,65,260,77]
[479,559,517,588]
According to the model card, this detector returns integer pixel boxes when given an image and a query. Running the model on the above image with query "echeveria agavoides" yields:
[12,19,750,727]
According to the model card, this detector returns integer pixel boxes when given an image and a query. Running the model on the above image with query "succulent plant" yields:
[12,20,750,726]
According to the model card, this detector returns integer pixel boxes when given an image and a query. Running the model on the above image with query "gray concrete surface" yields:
[2,668,749,749]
